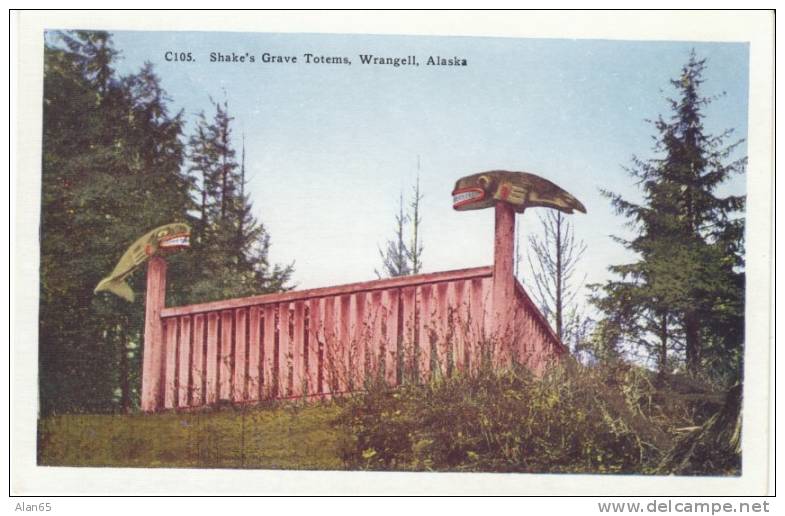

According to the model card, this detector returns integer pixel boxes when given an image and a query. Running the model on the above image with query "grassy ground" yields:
[37,366,736,474]
[38,401,344,470]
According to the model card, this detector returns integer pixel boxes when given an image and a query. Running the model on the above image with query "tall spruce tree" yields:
[41,31,191,413]
[593,51,746,381]
[184,99,293,303]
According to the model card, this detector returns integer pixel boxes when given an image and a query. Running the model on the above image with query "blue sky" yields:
[105,30,749,312]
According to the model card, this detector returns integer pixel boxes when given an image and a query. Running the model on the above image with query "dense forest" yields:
[40,31,292,415]
[39,31,745,420]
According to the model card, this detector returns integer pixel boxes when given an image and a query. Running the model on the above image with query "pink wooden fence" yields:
[141,204,566,412]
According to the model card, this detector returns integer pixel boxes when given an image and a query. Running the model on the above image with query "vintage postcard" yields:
[12,11,774,497]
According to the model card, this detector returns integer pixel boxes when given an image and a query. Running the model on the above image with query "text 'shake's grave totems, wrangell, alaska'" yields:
[95,171,585,412]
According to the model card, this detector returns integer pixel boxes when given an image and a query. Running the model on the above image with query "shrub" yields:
[338,361,694,473]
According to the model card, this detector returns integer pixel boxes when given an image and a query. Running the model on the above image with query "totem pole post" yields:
[492,202,517,364]
[452,170,586,368]
[141,256,167,412]
[93,223,190,412]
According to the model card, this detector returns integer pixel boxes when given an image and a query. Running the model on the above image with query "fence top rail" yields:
[161,265,493,318]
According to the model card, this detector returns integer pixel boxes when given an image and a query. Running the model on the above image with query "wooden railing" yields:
[141,205,566,412]
[141,265,564,412]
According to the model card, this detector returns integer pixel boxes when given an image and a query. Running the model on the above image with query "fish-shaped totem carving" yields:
[452,170,586,214]
[94,223,191,302]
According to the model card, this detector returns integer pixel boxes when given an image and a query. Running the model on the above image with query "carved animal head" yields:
[144,223,191,256]
[452,170,586,214]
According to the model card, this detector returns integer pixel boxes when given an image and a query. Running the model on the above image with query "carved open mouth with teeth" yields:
[452,187,486,209]
[159,233,191,250]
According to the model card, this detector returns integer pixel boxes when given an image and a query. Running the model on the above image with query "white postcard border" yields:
[12,10,775,495]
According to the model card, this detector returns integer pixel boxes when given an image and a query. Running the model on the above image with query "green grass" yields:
[37,401,344,470]
[36,365,736,474]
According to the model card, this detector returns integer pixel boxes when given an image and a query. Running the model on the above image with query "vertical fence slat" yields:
[292,301,306,397]
[435,283,450,377]
[368,291,383,379]
[247,306,261,401]
[219,311,233,401]
[523,309,531,367]
[469,278,484,370]
[205,312,219,404]
[417,284,432,382]
[323,296,337,394]
[384,288,400,386]
[178,316,191,407]
[263,305,276,398]
[513,295,526,364]
[518,304,527,364]
[308,298,322,396]
[163,319,178,409]
[351,292,366,389]
[482,277,493,365]
[191,314,205,406]
[278,302,291,396]
[338,295,351,392]
[400,286,416,382]
[528,309,536,356]
[463,279,474,368]
[233,308,248,402]
[452,281,467,372]
[520,310,528,367]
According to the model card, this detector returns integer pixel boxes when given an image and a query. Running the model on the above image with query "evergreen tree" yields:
[407,170,424,275]
[229,133,294,297]
[376,192,411,278]
[184,99,293,302]
[593,51,746,381]
[40,31,191,413]
[377,161,426,279]
[40,31,292,415]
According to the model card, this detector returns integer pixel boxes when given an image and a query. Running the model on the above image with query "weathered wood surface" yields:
[144,265,564,411]
[160,266,492,317]
[191,314,205,406]
[205,312,219,405]
[492,203,517,365]
[141,256,167,412]
[178,316,191,407]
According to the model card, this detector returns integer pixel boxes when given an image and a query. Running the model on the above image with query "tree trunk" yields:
[411,178,421,274]
[397,193,406,275]
[200,180,207,239]
[658,312,668,378]
[238,136,245,242]
[685,310,702,376]
[220,119,229,220]
[221,157,228,220]
[118,325,131,413]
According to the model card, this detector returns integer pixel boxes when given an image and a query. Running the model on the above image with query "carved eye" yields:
[157,230,168,238]
[478,175,490,187]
